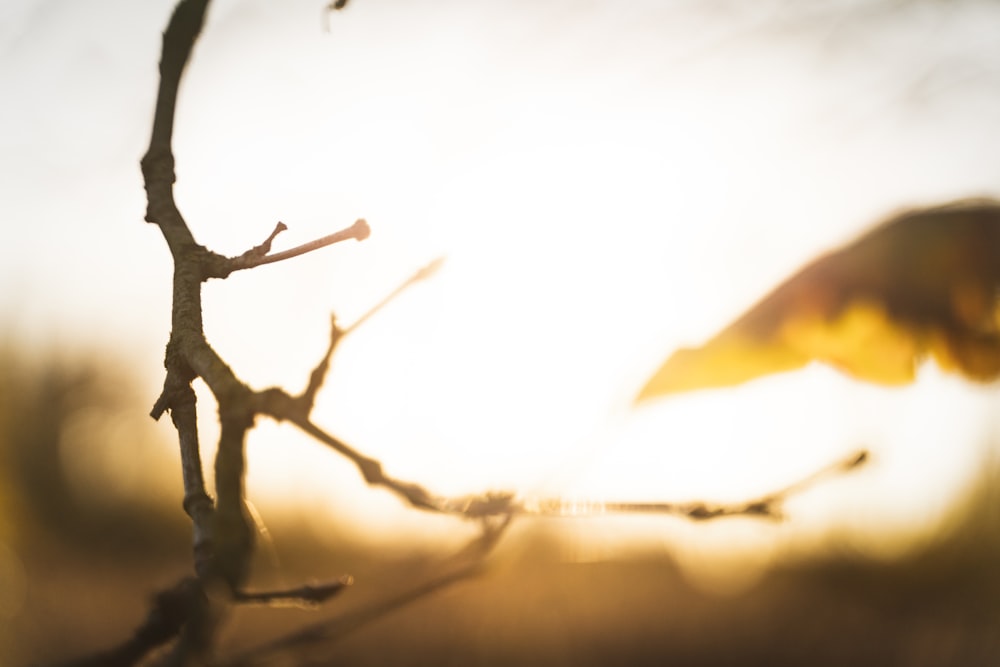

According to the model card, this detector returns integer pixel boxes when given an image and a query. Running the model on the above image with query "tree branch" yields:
[164,373,215,574]
[210,398,256,590]
[344,257,444,335]
[517,449,870,521]
[257,375,870,524]
[234,577,353,607]
[220,522,510,667]
[207,218,371,278]
[298,314,344,414]
[52,578,204,667]
[140,0,207,240]
[254,388,440,512]
[109,0,877,664]
[294,258,446,417]
[240,217,369,267]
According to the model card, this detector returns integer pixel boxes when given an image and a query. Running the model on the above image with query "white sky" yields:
[3,0,1000,584]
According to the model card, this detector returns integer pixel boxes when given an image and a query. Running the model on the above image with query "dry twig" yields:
[59,1,870,665]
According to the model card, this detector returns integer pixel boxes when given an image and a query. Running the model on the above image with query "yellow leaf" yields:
[636,199,1000,403]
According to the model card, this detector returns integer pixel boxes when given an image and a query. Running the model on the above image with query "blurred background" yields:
[2,0,1000,664]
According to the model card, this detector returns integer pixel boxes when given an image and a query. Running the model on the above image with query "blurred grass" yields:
[2,342,999,666]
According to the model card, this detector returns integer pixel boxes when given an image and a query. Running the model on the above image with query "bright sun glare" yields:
[163,1,1000,589]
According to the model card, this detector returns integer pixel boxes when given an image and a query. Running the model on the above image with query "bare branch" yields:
[259,369,869,525]
[518,449,871,521]
[221,218,370,274]
[256,388,441,512]
[53,578,204,667]
[298,314,345,415]
[296,258,446,414]
[140,0,208,242]
[234,576,353,608]
[227,221,288,267]
[762,448,869,505]
[165,374,215,576]
[227,566,481,666]
[221,524,510,667]
[209,392,258,590]
[344,257,445,335]
[116,0,877,663]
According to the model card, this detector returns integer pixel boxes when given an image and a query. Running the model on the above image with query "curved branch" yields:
[140,0,208,238]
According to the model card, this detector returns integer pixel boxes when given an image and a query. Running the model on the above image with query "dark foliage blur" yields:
[3,342,1000,666]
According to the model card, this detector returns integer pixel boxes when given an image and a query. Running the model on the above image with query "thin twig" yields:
[234,577,354,608]
[516,449,871,521]
[297,314,345,414]
[221,522,511,667]
[344,257,445,335]
[297,258,445,411]
[256,382,870,524]
[228,221,288,266]
[225,218,370,273]
[254,394,441,512]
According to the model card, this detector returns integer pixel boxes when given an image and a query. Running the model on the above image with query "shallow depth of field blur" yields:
[2,0,1000,665]
[3,346,1000,666]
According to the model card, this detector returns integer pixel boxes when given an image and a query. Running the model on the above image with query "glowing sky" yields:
[3,0,1000,581]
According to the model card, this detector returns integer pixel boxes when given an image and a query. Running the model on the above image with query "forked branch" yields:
[207,218,371,278]
[75,0,874,665]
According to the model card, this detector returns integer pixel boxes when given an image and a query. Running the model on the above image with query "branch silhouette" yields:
[57,1,869,665]
[220,521,513,667]
[217,218,371,276]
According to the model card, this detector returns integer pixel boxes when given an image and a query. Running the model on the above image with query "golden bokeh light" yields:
[7,0,996,596]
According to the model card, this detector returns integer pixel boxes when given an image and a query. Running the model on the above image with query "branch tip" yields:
[414,256,445,282]
[150,395,169,420]
[265,221,288,245]
[224,218,372,273]
[845,449,869,469]
[234,576,353,608]
[350,217,370,241]
[343,256,445,335]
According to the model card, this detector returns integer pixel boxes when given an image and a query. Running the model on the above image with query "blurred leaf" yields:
[637,198,1000,401]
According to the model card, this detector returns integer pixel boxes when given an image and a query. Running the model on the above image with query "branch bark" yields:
[73,0,874,664]
[134,1,440,661]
